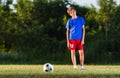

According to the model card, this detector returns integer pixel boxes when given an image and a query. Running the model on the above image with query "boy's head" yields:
[67,7,77,17]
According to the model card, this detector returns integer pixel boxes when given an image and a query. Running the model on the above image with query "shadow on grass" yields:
[0,74,119,78]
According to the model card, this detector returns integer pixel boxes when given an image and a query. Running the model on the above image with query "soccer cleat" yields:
[73,65,78,70]
[80,66,84,70]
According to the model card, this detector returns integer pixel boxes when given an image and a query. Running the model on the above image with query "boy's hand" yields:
[67,41,69,48]
[81,40,85,45]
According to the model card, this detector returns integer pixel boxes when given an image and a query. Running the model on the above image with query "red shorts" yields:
[68,40,84,50]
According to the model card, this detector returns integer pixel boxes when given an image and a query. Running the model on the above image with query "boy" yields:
[66,7,85,70]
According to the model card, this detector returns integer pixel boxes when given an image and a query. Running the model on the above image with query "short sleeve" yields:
[81,17,85,26]
[66,19,70,29]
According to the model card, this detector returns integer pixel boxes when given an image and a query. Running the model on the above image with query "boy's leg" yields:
[71,50,77,69]
[78,50,84,69]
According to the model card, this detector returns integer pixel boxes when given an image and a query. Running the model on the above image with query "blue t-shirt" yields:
[66,16,85,40]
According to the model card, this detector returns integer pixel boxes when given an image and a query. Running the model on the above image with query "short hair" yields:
[67,7,76,14]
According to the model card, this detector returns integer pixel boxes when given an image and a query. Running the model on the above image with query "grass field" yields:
[0,65,119,78]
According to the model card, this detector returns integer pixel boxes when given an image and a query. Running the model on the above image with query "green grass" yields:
[0,65,119,78]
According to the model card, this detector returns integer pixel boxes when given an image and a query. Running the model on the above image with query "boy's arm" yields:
[66,28,69,48]
[81,25,85,45]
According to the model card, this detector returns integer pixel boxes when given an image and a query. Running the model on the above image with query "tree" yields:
[0,0,14,52]
[32,0,68,40]
[97,0,116,40]
[105,5,120,62]
[16,0,34,33]
[85,5,100,34]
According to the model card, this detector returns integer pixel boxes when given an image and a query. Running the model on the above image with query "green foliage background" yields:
[0,0,119,64]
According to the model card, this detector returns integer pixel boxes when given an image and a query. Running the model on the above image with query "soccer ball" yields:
[43,63,54,72]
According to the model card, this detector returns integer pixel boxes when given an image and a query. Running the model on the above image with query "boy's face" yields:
[69,9,76,17]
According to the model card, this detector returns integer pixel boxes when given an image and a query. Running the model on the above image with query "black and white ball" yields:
[43,63,54,72]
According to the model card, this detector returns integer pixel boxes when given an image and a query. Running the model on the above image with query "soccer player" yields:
[66,7,85,70]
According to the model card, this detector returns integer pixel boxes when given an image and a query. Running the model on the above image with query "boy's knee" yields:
[79,50,84,54]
